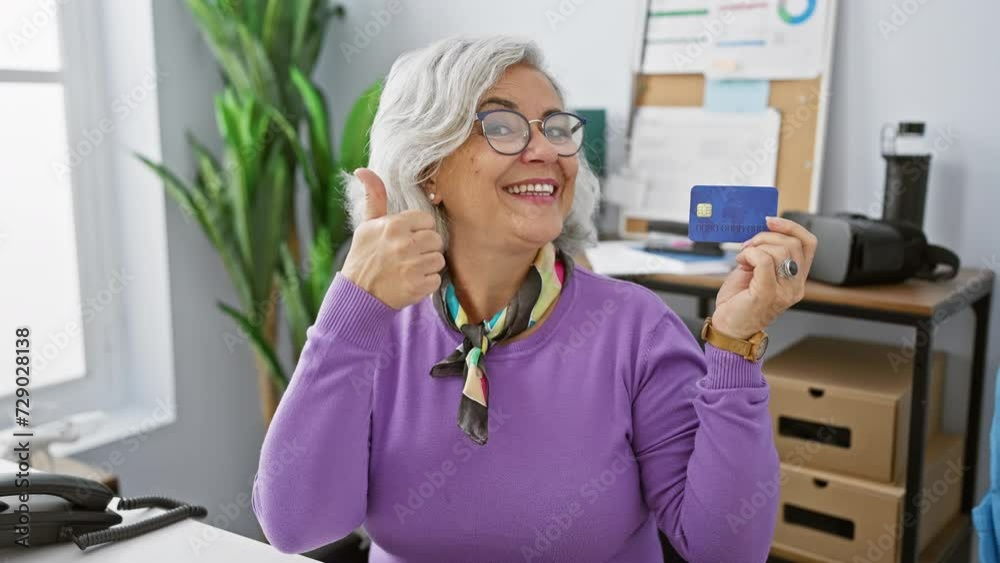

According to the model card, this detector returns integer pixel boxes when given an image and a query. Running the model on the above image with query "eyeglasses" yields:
[475,109,587,157]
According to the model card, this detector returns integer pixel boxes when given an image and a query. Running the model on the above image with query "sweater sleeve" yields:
[252,273,399,554]
[631,310,779,563]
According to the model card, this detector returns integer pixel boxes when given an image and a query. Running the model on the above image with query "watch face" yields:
[755,335,769,361]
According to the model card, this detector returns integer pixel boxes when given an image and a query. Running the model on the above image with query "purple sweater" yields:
[252,266,779,562]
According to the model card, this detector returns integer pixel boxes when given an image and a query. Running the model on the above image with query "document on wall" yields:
[627,106,780,223]
[641,0,830,79]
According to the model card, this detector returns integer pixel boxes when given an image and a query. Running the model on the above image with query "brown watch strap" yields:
[700,317,765,361]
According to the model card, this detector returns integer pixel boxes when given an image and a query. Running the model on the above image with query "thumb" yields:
[356,168,388,220]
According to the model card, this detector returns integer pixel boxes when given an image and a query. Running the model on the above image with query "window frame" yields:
[1,1,162,435]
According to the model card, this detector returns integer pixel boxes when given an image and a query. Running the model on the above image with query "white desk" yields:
[0,459,308,562]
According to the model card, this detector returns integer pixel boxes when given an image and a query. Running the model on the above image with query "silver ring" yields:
[777,257,799,279]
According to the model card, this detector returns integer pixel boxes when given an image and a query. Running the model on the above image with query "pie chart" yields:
[778,0,816,25]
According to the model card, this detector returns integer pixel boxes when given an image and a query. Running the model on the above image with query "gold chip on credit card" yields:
[696,203,712,217]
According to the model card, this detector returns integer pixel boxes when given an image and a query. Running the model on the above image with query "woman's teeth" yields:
[503,184,555,195]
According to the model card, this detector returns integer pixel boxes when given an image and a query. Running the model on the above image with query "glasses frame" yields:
[474,109,588,157]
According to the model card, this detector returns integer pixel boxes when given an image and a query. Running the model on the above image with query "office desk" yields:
[619,268,994,563]
[0,459,307,562]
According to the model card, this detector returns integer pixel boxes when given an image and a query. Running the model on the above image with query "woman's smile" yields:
[500,177,561,206]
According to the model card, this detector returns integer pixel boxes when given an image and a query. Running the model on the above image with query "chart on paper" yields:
[642,0,829,79]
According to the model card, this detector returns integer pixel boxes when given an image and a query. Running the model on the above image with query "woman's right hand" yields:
[340,168,446,310]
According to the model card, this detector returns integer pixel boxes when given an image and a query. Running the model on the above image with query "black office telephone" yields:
[0,472,207,549]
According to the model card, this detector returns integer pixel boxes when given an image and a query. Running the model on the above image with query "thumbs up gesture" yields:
[340,168,446,310]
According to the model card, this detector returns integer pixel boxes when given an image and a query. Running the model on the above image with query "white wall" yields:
[316,0,643,174]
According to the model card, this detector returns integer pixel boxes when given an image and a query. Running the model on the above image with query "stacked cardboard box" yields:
[764,337,964,562]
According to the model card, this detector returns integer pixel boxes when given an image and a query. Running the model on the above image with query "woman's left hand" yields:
[710,216,819,340]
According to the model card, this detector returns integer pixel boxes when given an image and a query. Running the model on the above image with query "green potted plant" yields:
[139,0,380,426]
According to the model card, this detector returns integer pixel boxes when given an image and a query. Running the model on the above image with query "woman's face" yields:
[430,63,579,254]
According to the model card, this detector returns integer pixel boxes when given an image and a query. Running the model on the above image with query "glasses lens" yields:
[481,111,529,154]
[544,113,585,156]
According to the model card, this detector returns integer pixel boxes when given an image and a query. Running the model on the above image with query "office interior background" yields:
[1,0,998,561]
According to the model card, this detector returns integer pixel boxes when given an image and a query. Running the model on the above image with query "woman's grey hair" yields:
[342,35,599,258]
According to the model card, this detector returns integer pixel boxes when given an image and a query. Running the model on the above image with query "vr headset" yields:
[782,211,959,286]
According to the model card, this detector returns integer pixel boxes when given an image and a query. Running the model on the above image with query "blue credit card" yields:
[688,185,778,243]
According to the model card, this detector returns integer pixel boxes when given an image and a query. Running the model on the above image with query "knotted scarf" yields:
[430,242,573,445]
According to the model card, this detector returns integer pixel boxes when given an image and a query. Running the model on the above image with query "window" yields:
[0,2,120,422]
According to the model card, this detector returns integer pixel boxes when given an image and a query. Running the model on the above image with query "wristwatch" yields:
[700,317,769,362]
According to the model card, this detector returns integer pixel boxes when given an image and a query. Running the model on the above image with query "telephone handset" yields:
[0,472,206,549]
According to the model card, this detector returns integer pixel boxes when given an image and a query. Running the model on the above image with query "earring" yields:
[428,193,436,201]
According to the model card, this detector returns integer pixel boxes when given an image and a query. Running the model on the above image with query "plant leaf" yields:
[305,227,336,318]
[277,244,309,355]
[340,79,382,173]
[219,301,288,392]
[249,143,291,304]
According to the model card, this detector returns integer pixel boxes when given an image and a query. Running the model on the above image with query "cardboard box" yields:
[764,337,946,483]
[772,432,964,563]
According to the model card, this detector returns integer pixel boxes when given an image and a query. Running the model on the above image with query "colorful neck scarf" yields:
[430,242,572,445]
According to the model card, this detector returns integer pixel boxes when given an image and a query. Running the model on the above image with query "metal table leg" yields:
[963,293,993,511]
[901,319,934,562]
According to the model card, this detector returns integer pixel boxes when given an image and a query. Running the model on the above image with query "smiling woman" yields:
[252,35,816,563]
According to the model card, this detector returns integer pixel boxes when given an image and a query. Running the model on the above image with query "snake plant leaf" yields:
[290,68,336,229]
[249,144,291,304]
[135,153,198,228]
[240,0,262,36]
[215,91,254,269]
[277,244,309,355]
[219,301,288,392]
[138,151,254,308]
[236,23,280,103]
[261,0,282,53]
[185,0,254,93]
[289,0,315,69]
[290,68,334,184]
[264,106,322,204]
[186,133,225,202]
[340,79,382,174]
[305,226,336,318]
[293,2,335,75]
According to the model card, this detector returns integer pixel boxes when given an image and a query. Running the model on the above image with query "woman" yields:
[253,36,817,563]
